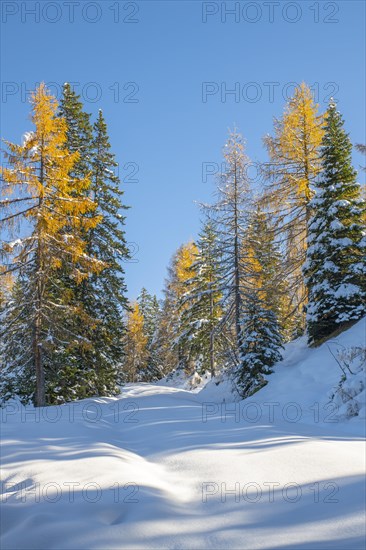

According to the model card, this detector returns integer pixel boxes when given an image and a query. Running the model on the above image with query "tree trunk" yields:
[233,160,242,356]
[209,289,215,378]
[34,151,45,407]
[34,309,45,407]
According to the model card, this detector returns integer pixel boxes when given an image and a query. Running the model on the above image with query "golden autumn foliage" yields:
[123,302,149,381]
[151,241,199,375]
[263,83,325,332]
[0,83,105,406]
[264,83,324,210]
[127,302,148,346]
[175,241,199,291]
[245,206,295,340]
[1,83,103,281]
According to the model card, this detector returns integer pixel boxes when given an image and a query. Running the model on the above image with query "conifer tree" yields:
[60,88,129,395]
[122,302,149,382]
[178,221,222,376]
[137,288,160,339]
[55,88,129,398]
[137,288,163,380]
[51,83,97,398]
[236,298,283,397]
[59,83,93,177]
[154,243,198,376]
[77,109,129,394]
[263,83,324,334]
[153,294,179,377]
[246,205,289,337]
[175,242,199,372]
[210,130,251,367]
[235,206,284,397]
[0,84,102,406]
[304,100,366,344]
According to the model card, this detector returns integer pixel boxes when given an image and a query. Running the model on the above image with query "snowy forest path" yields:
[1,382,365,549]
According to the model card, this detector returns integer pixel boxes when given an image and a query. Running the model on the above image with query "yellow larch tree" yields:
[244,204,292,340]
[153,241,199,376]
[173,241,199,371]
[123,302,149,382]
[262,82,325,334]
[0,83,103,406]
[175,241,199,295]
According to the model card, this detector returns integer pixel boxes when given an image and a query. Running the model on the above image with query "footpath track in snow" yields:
[1,378,365,550]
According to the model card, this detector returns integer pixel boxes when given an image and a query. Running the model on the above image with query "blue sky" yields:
[1,0,365,299]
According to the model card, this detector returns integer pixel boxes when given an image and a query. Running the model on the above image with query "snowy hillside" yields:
[1,319,365,550]
[199,316,366,422]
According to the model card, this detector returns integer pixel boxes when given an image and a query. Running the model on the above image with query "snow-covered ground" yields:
[1,319,365,549]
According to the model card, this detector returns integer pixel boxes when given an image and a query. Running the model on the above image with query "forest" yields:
[1,82,365,407]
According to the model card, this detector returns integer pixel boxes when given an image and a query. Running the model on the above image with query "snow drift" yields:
[1,318,365,549]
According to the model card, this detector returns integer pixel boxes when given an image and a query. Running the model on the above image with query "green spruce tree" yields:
[235,206,284,397]
[304,100,366,344]
[0,84,102,406]
[81,110,130,393]
[50,83,97,401]
[137,288,163,381]
[59,83,93,177]
[236,298,283,397]
[55,89,130,398]
[178,221,223,376]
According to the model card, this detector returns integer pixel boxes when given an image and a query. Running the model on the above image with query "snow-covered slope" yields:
[199,316,366,423]
[1,319,365,549]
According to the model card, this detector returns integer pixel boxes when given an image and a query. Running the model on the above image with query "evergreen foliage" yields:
[137,288,163,380]
[0,84,102,405]
[263,83,324,334]
[1,82,364,406]
[304,100,366,344]
[55,90,129,399]
[235,206,284,397]
[177,221,223,376]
